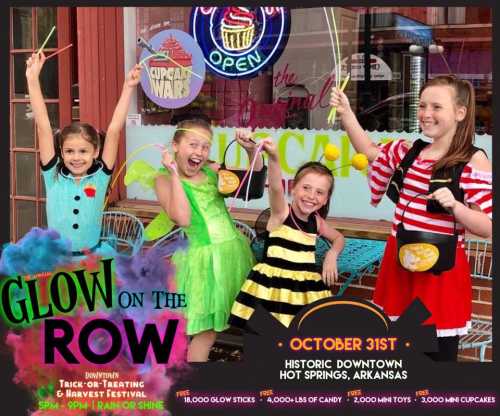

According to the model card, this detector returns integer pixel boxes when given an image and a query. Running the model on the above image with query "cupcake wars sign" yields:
[139,29,206,109]
[190,7,291,79]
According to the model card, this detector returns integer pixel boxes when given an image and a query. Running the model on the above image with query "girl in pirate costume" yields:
[330,75,492,361]
[229,138,344,328]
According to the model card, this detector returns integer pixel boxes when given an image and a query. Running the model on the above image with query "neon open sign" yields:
[190,7,291,79]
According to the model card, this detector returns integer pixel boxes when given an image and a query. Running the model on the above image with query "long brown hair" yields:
[420,75,476,173]
[293,161,334,219]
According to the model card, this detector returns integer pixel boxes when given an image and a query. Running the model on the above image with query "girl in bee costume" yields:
[330,75,492,361]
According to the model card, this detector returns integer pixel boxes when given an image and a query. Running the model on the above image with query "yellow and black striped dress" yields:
[229,211,332,328]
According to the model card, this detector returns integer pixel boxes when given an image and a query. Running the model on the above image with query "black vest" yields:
[386,139,482,214]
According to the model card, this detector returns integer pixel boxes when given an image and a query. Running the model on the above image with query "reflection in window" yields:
[39,56,59,99]
[36,7,57,50]
[15,152,36,197]
[448,7,466,25]
[14,103,35,148]
[16,200,37,240]
[12,53,29,99]
[427,7,446,25]
[40,202,47,228]
[12,7,32,50]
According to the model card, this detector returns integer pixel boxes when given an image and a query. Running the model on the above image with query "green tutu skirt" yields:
[173,232,255,335]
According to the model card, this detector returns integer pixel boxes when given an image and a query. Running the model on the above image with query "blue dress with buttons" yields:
[42,156,113,254]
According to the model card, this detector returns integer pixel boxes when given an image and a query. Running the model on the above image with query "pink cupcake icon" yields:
[221,7,256,51]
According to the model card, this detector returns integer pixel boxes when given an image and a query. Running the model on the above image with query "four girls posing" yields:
[27,46,491,363]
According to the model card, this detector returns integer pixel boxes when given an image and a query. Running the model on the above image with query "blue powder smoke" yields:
[0,227,72,276]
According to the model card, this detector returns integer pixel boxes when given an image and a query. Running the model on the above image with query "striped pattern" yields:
[229,223,331,328]
[369,140,492,240]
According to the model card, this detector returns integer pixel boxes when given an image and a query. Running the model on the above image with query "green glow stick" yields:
[139,53,157,66]
[330,8,342,88]
[139,52,203,80]
[37,26,56,54]
[138,54,156,86]
[327,73,350,125]
[155,52,203,80]
[104,143,165,208]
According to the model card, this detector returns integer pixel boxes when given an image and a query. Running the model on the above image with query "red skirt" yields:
[373,235,472,335]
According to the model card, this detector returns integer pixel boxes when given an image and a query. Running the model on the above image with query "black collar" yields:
[60,159,102,177]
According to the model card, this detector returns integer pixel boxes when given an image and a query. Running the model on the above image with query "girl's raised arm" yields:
[26,52,54,165]
[154,150,191,228]
[261,138,287,226]
[234,128,264,172]
[330,87,380,162]
[101,64,142,169]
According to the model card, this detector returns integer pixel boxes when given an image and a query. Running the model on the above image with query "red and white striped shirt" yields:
[368,140,492,240]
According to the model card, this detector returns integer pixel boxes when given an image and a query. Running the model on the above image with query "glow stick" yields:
[439,51,453,74]
[139,53,157,66]
[37,26,56,54]
[104,143,165,207]
[175,127,212,142]
[327,73,350,125]
[228,141,265,212]
[105,127,213,206]
[46,43,73,60]
[155,52,203,80]
[139,52,203,86]
[138,54,156,86]
[330,8,342,88]
[323,7,338,85]
[244,141,265,207]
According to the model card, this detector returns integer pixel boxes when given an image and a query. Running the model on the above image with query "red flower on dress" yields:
[83,184,96,198]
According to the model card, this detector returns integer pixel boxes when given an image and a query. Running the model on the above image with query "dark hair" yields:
[420,75,476,173]
[172,118,213,144]
[293,161,334,219]
[54,122,104,174]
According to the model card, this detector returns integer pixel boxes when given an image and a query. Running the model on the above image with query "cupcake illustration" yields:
[221,7,256,51]
[149,35,193,100]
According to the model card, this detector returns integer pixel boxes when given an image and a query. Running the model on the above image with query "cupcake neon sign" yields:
[190,7,291,79]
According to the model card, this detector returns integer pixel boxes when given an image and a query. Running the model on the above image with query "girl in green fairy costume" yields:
[155,119,262,362]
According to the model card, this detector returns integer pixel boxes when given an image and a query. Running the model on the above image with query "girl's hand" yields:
[125,64,142,88]
[235,128,256,152]
[261,137,278,159]
[329,87,352,117]
[161,149,177,174]
[322,249,338,287]
[26,52,46,81]
[428,187,457,211]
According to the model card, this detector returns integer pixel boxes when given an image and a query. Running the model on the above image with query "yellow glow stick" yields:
[327,73,350,125]
[139,52,203,87]
[155,52,203,80]
[330,8,341,88]
[104,128,212,207]
[104,143,165,208]
[138,53,157,66]
[175,127,212,142]
[37,26,56,54]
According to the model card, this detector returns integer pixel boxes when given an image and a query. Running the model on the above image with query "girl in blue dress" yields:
[26,52,141,257]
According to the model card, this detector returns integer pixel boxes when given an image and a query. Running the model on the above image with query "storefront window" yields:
[133,6,491,135]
